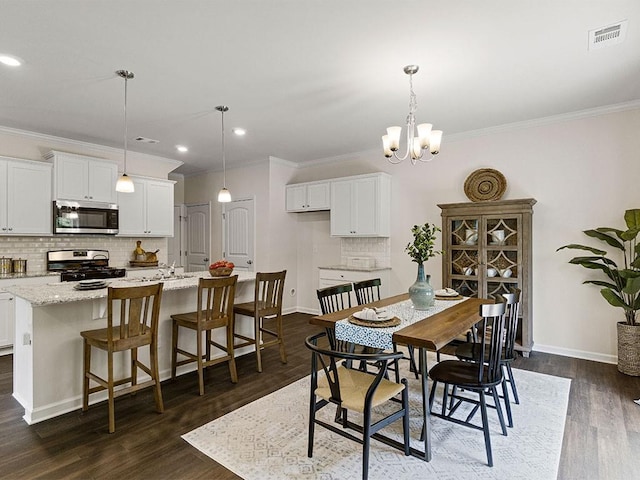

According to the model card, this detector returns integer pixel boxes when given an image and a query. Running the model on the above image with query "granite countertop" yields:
[0,271,59,280]
[5,271,256,306]
[319,265,392,272]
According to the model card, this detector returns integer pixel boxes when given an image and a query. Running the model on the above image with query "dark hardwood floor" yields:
[1,313,640,479]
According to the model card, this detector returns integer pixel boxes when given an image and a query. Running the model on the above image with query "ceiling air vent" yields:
[134,136,159,144]
[588,20,628,50]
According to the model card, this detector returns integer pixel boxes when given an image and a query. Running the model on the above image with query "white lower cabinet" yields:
[0,292,14,350]
[318,268,391,307]
[117,176,175,237]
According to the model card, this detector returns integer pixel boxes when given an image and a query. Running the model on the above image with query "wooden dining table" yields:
[309,293,492,462]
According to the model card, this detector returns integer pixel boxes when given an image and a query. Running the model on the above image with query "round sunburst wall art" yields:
[463,168,507,202]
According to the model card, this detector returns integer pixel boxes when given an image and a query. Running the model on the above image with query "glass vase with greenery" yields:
[406,223,442,309]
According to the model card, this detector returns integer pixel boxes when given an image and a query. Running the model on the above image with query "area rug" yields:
[183,356,570,480]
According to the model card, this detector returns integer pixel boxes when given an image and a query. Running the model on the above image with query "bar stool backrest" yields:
[108,283,163,348]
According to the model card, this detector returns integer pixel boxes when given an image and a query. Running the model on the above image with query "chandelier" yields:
[115,69,135,193]
[216,105,232,203]
[382,65,443,164]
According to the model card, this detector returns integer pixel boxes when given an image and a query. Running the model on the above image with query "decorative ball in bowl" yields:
[209,260,235,277]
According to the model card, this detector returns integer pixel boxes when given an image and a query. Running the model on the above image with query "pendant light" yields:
[216,105,232,203]
[115,69,135,193]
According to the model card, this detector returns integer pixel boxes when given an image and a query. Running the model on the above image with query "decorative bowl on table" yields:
[209,267,233,277]
[208,260,235,277]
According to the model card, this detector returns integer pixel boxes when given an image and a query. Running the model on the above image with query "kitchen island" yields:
[5,271,256,425]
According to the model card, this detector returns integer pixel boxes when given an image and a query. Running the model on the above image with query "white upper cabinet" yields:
[117,176,174,237]
[0,157,52,235]
[285,181,330,212]
[47,151,118,203]
[330,173,391,237]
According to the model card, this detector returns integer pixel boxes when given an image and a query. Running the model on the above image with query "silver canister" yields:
[0,257,12,275]
[12,258,27,274]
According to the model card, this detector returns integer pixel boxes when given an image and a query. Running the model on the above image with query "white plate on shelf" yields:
[352,310,393,322]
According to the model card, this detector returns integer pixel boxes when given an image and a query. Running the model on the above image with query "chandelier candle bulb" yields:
[417,123,432,148]
[429,130,443,154]
[382,135,392,157]
[386,126,402,150]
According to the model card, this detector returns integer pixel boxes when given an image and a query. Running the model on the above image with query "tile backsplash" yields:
[340,237,390,268]
[0,236,167,274]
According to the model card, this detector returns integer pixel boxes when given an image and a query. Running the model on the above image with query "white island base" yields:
[10,272,257,424]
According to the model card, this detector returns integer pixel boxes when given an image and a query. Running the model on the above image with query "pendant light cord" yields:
[123,75,128,174]
[221,108,226,188]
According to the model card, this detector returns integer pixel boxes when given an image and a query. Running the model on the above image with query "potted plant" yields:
[406,222,442,310]
[557,208,640,375]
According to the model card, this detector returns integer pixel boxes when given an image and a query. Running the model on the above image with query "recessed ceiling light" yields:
[0,54,23,67]
[232,128,246,136]
[176,145,188,153]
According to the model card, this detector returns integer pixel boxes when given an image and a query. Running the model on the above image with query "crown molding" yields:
[0,124,183,170]
[444,99,640,143]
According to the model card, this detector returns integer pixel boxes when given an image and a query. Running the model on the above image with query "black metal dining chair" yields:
[305,331,410,480]
[427,295,508,467]
[317,283,353,315]
[454,287,522,427]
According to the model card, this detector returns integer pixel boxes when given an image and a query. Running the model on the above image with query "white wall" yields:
[286,106,640,363]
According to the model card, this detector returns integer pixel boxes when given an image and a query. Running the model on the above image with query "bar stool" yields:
[81,283,164,433]
[171,275,238,395]
[233,270,287,373]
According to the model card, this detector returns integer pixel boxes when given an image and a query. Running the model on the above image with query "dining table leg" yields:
[419,347,432,461]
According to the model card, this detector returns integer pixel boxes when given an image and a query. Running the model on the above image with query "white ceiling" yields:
[1,1,639,176]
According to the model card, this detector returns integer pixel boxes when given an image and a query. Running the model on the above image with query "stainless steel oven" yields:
[53,200,119,235]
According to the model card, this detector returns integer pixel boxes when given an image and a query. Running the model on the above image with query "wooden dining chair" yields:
[81,283,164,433]
[170,275,238,395]
[427,295,507,467]
[233,270,287,373]
[454,287,522,427]
[306,331,410,480]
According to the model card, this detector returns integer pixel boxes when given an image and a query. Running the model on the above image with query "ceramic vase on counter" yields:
[408,262,435,310]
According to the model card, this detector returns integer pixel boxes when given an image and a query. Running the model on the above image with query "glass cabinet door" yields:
[448,217,480,297]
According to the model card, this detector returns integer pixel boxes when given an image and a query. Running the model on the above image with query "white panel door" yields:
[224,198,254,272]
[186,203,210,272]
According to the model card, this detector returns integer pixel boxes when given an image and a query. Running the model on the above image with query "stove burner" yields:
[47,249,126,282]
[60,267,126,282]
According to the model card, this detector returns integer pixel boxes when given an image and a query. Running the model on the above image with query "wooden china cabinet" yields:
[438,198,536,356]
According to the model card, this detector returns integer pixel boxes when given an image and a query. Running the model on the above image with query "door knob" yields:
[203,257,209,262]
[247,260,253,265]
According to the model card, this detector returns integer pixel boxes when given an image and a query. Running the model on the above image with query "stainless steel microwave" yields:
[53,200,119,235]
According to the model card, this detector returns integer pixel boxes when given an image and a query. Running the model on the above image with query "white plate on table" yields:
[352,310,393,322]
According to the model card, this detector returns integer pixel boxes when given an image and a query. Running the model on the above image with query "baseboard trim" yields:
[534,343,617,365]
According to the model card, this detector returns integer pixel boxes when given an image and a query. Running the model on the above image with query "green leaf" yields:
[622,275,640,296]
[601,288,631,310]
[556,244,607,255]
[624,209,640,230]
[584,280,619,290]
[620,227,640,242]
[584,229,625,250]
